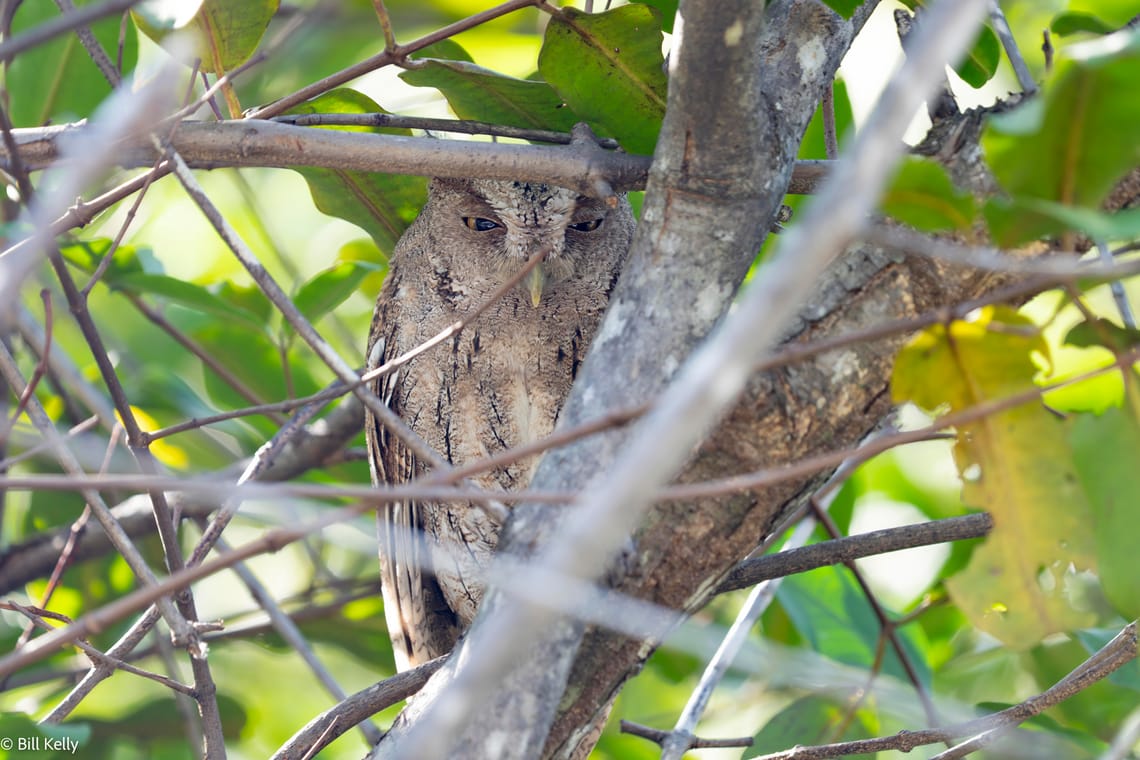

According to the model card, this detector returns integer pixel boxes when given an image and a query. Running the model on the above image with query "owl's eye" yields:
[463,217,501,232]
[568,218,603,232]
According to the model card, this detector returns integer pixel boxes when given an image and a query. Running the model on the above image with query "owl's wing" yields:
[366,334,460,671]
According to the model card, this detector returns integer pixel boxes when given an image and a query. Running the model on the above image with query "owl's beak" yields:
[526,266,545,307]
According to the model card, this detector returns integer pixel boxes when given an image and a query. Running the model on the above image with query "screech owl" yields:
[365,178,636,670]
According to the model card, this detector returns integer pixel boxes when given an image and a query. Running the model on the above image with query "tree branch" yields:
[0,120,829,195]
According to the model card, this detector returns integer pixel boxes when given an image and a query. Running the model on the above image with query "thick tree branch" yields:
[373,1,895,758]
[0,121,828,195]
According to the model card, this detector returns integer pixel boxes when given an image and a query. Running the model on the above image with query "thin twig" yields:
[749,623,1137,760]
[988,0,1036,94]
[52,0,121,87]
[274,112,622,149]
[620,721,753,750]
[0,0,139,63]
[248,0,541,120]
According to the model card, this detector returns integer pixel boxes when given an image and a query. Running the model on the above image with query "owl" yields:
[365,178,636,670]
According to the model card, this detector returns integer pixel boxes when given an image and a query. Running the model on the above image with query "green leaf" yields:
[400,61,581,132]
[293,261,378,324]
[882,157,977,233]
[744,695,875,758]
[798,80,855,159]
[112,273,265,326]
[954,23,1001,88]
[636,0,679,32]
[777,566,932,685]
[982,47,1140,209]
[132,0,205,30]
[816,0,862,19]
[1053,0,1140,36]
[1022,200,1140,241]
[1064,318,1140,353]
[1070,384,1140,619]
[59,239,148,281]
[981,197,1065,247]
[214,281,273,324]
[984,197,1140,248]
[1051,12,1117,36]
[191,323,321,408]
[892,306,1098,648]
[7,1,139,127]
[408,38,474,63]
[539,5,667,155]
[285,89,427,254]
[135,0,278,71]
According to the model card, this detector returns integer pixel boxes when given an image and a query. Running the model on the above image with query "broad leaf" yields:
[777,566,932,685]
[636,0,679,32]
[983,47,1140,209]
[1070,381,1140,619]
[293,261,379,325]
[745,695,876,758]
[882,157,977,233]
[8,1,139,126]
[798,80,855,159]
[60,239,148,281]
[955,23,1001,89]
[134,0,278,71]
[285,89,427,254]
[892,307,1098,648]
[400,61,580,132]
[1052,12,1117,36]
[817,0,862,19]
[113,273,265,327]
[538,5,667,155]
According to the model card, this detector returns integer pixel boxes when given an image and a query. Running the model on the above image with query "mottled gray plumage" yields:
[366,178,635,670]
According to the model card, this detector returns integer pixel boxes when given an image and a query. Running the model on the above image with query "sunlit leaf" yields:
[400,61,580,131]
[892,306,1098,648]
[1051,12,1117,36]
[7,1,139,126]
[60,239,148,281]
[293,261,378,325]
[285,89,427,254]
[882,157,977,233]
[408,38,474,63]
[1052,1,1140,36]
[134,0,278,71]
[123,406,189,469]
[954,23,1001,88]
[1070,382,1140,619]
[635,0,679,32]
[539,5,667,154]
[113,272,265,327]
[1064,318,1140,353]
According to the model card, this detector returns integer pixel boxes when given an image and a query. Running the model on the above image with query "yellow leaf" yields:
[892,306,1097,649]
[118,407,189,470]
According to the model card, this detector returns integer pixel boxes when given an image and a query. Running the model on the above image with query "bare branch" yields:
[0,121,830,195]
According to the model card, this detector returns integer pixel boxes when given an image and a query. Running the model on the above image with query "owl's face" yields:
[427,178,621,306]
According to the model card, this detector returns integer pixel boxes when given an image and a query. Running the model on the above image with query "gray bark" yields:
[373,1,883,757]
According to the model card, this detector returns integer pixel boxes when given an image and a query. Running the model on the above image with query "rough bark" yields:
[373,1,882,757]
